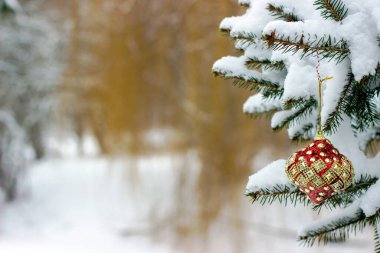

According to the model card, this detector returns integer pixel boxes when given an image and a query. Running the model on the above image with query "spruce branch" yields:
[247,175,377,212]
[323,74,352,134]
[231,78,284,99]
[290,123,315,141]
[314,0,348,22]
[346,76,380,132]
[324,71,380,133]
[231,32,257,48]
[299,208,366,246]
[220,27,231,34]
[273,98,317,131]
[284,97,316,110]
[245,108,279,119]
[263,32,349,63]
[245,57,286,71]
[312,175,378,213]
[246,184,310,206]
[300,208,380,247]
[213,70,279,89]
[266,4,301,22]
[213,69,284,98]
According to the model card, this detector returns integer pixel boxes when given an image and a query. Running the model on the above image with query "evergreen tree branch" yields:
[273,98,317,131]
[263,32,349,62]
[267,4,301,22]
[247,175,377,212]
[300,208,380,247]
[312,175,378,213]
[213,68,284,99]
[246,185,310,206]
[231,33,257,48]
[232,34,255,41]
[289,123,315,141]
[213,71,279,90]
[245,108,279,119]
[299,208,366,246]
[245,57,286,71]
[323,74,352,133]
[220,27,231,33]
[232,78,284,99]
[341,72,380,132]
[314,0,348,22]
[321,70,380,134]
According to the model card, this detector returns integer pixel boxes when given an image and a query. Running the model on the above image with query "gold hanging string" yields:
[316,76,333,139]
[315,54,333,140]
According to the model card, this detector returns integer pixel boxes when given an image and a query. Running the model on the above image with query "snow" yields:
[319,59,350,124]
[212,55,282,85]
[287,111,316,140]
[0,148,372,253]
[271,110,294,129]
[266,0,317,20]
[261,4,380,80]
[340,12,380,80]
[282,58,317,100]
[243,93,281,114]
[0,157,179,253]
[219,16,243,31]
[246,159,295,193]
[360,180,380,217]
[230,0,274,38]
[298,201,362,237]
[245,41,272,60]
[263,20,338,41]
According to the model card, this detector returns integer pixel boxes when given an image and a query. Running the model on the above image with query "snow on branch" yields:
[246,159,296,193]
[213,56,282,89]
[298,202,365,246]
[246,160,309,206]
[243,93,281,115]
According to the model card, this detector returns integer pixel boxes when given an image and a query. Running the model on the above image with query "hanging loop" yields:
[315,54,333,140]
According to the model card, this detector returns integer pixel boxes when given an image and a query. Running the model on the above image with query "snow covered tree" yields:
[213,0,380,249]
[0,0,66,200]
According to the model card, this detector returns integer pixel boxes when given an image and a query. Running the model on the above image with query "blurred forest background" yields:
[2,0,370,253]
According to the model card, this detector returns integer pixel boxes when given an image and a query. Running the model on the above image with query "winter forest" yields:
[0,0,378,252]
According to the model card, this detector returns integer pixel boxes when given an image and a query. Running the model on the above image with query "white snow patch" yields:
[246,159,295,193]
[243,93,281,114]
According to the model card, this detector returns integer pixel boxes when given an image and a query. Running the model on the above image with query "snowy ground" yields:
[0,153,373,253]
[0,157,178,253]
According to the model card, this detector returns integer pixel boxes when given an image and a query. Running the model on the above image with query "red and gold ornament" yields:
[285,76,354,204]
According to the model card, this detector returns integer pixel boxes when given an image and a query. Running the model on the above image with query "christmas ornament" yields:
[285,70,354,205]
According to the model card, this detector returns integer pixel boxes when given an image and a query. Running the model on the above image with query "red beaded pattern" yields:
[285,138,354,204]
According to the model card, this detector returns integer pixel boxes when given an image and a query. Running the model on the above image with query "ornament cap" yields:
[314,131,325,140]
